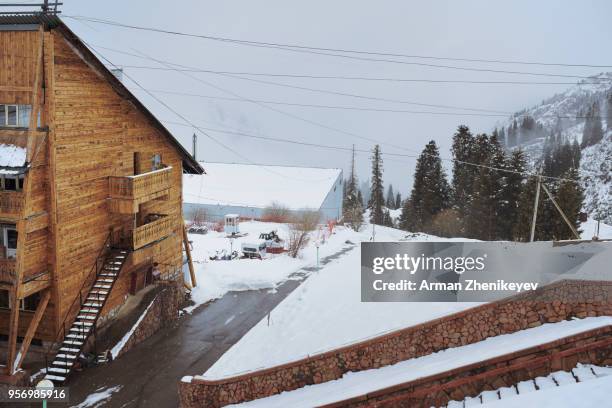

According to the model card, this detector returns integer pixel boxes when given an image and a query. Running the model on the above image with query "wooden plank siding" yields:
[49,32,184,334]
[0,24,187,348]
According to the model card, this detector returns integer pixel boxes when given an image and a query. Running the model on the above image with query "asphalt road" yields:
[65,244,355,408]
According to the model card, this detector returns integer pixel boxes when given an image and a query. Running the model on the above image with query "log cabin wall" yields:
[0,30,38,105]
[50,31,184,332]
[0,28,54,342]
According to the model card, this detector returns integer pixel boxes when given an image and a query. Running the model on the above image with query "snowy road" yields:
[65,245,356,408]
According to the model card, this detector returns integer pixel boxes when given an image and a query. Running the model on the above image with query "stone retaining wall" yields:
[179,280,612,408]
[113,282,181,358]
[324,325,612,407]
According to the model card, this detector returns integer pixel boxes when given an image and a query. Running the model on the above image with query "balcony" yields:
[0,191,23,218]
[108,167,172,214]
[0,258,16,285]
[113,214,175,251]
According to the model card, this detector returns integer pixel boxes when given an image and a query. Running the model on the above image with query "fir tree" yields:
[466,134,506,240]
[498,149,526,240]
[382,209,394,227]
[450,125,476,233]
[342,145,363,230]
[553,168,583,240]
[386,184,395,209]
[368,145,385,224]
[607,92,612,131]
[395,192,402,209]
[582,102,604,148]
[400,141,450,233]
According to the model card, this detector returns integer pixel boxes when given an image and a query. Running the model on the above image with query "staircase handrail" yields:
[44,231,112,365]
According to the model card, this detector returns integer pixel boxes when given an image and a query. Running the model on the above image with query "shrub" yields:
[287,210,320,258]
[261,202,292,223]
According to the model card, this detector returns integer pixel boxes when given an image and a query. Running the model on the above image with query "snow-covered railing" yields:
[109,166,172,201]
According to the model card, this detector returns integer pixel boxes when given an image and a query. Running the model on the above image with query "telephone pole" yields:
[529,173,542,242]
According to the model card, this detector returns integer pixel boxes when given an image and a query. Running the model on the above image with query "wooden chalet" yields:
[0,12,203,384]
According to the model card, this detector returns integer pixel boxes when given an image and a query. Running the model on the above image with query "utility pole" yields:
[540,183,581,240]
[529,173,542,242]
[192,133,197,161]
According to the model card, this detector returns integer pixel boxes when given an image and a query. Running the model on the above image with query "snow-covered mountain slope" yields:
[499,73,612,223]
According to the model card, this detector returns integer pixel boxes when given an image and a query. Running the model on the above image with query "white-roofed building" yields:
[183,162,343,222]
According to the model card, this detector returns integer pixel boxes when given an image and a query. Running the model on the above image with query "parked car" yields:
[188,224,208,235]
[241,240,267,259]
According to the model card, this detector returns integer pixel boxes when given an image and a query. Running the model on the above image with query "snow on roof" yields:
[0,143,26,174]
[183,162,342,210]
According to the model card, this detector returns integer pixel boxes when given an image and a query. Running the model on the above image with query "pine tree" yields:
[499,149,526,240]
[368,145,385,224]
[382,209,394,227]
[553,168,583,240]
[466,134,506,240]
[450,125,476,233]
[400,141,450,233]
[342,145,363,230]
[395,192,402,210]
[590,101,604,146]
[386,184,395,209]
[582,102,604,148]
[507,121,518,147]
[607,92,612,131]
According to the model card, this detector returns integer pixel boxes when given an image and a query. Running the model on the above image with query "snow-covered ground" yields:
[71,385,122,408]
[453,364,612,408]
[581,218,612,240]
[227,317,612,407]
[186,220,377,313]
[199,222,479,378]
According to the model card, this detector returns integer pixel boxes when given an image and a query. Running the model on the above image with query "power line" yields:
[83,41,309,182]
[65,15,612,73]
[117,64,611,87]
[82,39,603,184]
[161,118,598,183]
[94,44,513,114]
[135,87,611,120]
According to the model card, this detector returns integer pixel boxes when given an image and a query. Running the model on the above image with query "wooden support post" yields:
[6,294,20,374]
[14,290,51,371]
[183,223,197,287]
[530,174,542,242]
[540,183,581,240]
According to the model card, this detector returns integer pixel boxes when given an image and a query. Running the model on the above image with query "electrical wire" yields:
[64,15,612,73]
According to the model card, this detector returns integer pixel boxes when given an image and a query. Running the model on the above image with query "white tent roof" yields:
[183,162,342,211]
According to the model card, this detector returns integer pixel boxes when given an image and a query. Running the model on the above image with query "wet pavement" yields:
[64,243,356,408]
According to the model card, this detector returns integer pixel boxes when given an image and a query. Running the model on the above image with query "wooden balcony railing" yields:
[109,166,172,201]
[0,258,16,284]
[132,215,174,250]
[0,191,23,217]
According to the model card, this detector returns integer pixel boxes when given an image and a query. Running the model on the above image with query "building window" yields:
[0,104,31,127]
[1,175,24,191]
[21,292,40,312]
[0,290,8,309]
[151,154,162,171]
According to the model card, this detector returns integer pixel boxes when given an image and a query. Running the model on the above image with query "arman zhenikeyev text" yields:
[372,279,539,293]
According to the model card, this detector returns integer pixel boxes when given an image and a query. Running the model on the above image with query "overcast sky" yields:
[59,0,612,194]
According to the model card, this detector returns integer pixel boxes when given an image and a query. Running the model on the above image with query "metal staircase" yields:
[44,242,128,385]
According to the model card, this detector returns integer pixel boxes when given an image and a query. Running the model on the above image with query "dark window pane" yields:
[4,178,16,191]
[7,105,17,126]
[18,177,24,190]
[7,230,17,250]
[23,292,40,311]
[0,290,8,308]
[0,105,5,126]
